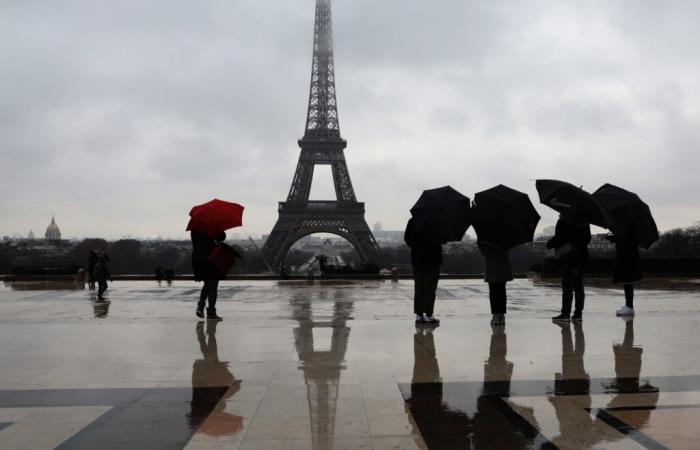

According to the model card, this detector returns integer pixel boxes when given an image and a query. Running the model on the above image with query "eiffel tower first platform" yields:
[262,0,381,271]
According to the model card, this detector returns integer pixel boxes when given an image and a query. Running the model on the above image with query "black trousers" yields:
[413,265,440,316]
[97,280,108,298]
[624,284,634,308]
[198,279,219,309]
[488,282,507,314]
[561,265,585,315]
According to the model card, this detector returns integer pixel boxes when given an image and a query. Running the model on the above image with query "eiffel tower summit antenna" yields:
[261,0,381,271]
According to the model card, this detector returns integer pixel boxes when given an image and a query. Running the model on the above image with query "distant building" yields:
[45,216,62,241]
[27,230,35,240]
[373,222,383,233]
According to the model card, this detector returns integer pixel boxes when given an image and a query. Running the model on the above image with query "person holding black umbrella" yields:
[592,184,658,317]
[478,241,512,326]
[605,228,642,316]
[405,217,442,324]
[548,213,592,322]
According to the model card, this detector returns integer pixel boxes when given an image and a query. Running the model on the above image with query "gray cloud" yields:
[1,0,699,239]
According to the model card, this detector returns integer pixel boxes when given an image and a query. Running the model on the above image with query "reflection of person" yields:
[548,215,591,322]
[605,230,642,316]
[482,324,514,394]
[92,299,110,318]
[189,321,242,436]
[191,230,227,320]
[478,242,512,326]
[550,321,592,448]
[405,218,442,324]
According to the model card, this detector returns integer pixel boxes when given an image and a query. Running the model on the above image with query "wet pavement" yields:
[0,279,699,449]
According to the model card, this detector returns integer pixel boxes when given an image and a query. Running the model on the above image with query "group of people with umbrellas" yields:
[405,181,658,326]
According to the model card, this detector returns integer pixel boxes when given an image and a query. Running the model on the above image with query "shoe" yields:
[490,314,505,326]
[571,313,583,322]
[616,306,635,317]
[415,314,425,323]
[552,314,570,322]
[196,306,204,319]
[206,307,223,321]
[424,316,440,325]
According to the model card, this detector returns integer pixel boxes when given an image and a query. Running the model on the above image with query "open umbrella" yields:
[472,184,540,250]
[186,199,245,237]
[592,184,658,249]
[535,179,606,227]
[410,186,471,243]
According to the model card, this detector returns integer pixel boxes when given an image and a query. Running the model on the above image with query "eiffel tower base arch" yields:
[262,203,381,272]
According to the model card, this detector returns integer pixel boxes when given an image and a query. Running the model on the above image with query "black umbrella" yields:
[410,186,471,243]
[535,179,606,227]
[592,183,659,249]
[472,184,541,250]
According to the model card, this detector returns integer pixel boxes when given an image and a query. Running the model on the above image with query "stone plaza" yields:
[1,278,699,449]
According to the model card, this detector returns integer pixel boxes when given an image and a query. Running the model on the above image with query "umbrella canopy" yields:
[472,184,541,250]
[186,199,245,237]
[410,186,471,243]
[592,184,659,249]
[535,179,606,227]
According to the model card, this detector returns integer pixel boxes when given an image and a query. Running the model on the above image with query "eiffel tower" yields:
[262,0,381,271]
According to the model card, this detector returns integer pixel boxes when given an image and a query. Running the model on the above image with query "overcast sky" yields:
[2,0,699,240]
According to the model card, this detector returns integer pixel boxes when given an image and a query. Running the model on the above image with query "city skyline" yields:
[2,1,699,239]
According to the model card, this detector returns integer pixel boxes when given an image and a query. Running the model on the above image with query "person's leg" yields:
[624,284,634,309]
[206,279,222,320]
[424,266,439,317]
[413,266,426,318]
[573,267,585,317]
[488,282,499,315]
[97,280,107,299]
[560,266,574,316]
[497,282,507,315]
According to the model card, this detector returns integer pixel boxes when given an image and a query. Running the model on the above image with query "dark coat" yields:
[404,218,442,267]
[612,235,642,283]
[547,218,591,266]
[191,231,221,281]
[478,242,513,283]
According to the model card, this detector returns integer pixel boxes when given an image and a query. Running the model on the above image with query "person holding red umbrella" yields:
[187,199,244,321]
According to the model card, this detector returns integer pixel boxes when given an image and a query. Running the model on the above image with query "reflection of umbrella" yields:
[410,186,471,243]
[472,185,540,250]
[592,184,658,249]
[535,179,606,227]
[186,199,245,238]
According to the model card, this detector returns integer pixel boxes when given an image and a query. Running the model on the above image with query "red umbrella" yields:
[186,199,244,237]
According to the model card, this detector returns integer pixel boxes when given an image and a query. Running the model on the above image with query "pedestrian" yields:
[605,227,642,316]
[154,264,164,283]
[164,267,175,285]
[191,230,226,321]
[87,250,98,289]
[549,214,591,322]
[404,217,442,324]
[478,241,512,326]
[94,254,111,301]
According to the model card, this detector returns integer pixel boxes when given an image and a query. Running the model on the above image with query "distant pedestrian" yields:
[164,267,175,285]
[191,230,226,321]
[94,254,112,301]
[478,241,512,326]
[605,227,642,316]
[405,217,442,325]
[87,251,98,289]
[549,215,592,322]
[154,265,164,283]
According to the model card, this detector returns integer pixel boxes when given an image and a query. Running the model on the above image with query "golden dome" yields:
[45,216,62,241]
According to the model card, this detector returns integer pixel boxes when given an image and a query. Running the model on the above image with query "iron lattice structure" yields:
[262,0,381,271]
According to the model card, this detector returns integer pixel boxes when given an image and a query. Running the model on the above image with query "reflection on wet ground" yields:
[4,280,85,291]
[1,280,700,449]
